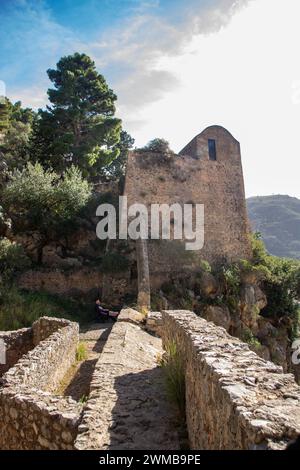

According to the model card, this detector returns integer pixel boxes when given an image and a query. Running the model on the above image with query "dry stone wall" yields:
[161,310,300,450]
[0,317,82,449]
[0,327,33,376]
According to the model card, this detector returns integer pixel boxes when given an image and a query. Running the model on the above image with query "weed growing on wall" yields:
[159,340,186,419]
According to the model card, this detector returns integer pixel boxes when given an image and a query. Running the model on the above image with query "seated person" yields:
[95,299,119,323]
[95,299,109,322]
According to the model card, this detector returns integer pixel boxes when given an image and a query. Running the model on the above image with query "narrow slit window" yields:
[208,139,217,161]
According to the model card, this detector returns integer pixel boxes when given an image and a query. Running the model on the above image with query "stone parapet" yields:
[161,310,300,450]
[0,317,81,449]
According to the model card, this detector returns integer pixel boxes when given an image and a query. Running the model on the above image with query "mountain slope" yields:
[247,195,300,260]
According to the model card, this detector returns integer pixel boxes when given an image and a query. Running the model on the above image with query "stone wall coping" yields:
[2,320,78,389]
[0,327,31,338]
[161,310,300,448]
[0,316,81,449]
[118,308,146,325]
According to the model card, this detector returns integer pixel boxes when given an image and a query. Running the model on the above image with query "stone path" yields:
[57,319,183,450]
[56,322,113,401]
[75,320,182,450]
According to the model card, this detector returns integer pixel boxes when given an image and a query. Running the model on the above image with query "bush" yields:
[139,138,174,154]
[0,237,31,280]
[2,163,92,263]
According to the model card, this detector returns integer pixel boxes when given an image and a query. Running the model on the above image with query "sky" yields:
[0,0,300,198]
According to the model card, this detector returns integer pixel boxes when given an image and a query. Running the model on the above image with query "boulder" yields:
[240,283,266,331]
[198,272,219,297]
[204,305,231,331]
[118,308,145,325]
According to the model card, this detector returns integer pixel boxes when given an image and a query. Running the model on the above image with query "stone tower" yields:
[124,125,251,289]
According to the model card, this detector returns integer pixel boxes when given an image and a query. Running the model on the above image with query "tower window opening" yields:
[208,139,217,161]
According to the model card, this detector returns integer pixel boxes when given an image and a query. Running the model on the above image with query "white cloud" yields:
[113,0,300,199]
[9,85,48,109]
[5,0,300,199]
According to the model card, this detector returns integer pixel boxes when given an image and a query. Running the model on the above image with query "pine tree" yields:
[33,53,122,177]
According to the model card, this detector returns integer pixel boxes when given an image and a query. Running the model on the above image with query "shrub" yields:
[139,138,174,154]
[2,163,91,263]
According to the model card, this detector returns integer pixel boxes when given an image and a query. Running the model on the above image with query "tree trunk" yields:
[136,237,151,311]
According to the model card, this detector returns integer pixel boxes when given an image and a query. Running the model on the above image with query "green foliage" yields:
[199,260,211,273]
[0,98,12,134]
[2,163,91,262]
[2,121,32,170]
[211,262,241,313]
[209,234,300,323]
[10,101,36,126]
[241,327,261,349]
[100,131,135,180]
[0,238,31,280]
[32,53,122,177]
[0,285,94,331]
[76,342,88,361]
[79,395,88,404]
[160,341,186,418]
[0,99,37,170]
[249,233,300,321]
[101,252,129,273]
[140,138,174,154]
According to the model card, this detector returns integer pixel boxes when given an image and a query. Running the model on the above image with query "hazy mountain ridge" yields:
[247,195,300,260]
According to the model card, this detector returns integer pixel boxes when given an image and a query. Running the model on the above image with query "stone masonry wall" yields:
[17,268,103,297]
[32,316,71,347]
[124,126,251,289]
[3,317,79,392]
[161,310,300,450]
[0,327,33,376]
[0,317,82,449]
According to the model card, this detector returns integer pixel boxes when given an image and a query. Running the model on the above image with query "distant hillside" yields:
[247,195,300,260]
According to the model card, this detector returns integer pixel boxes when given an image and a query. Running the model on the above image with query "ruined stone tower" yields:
[124,125,251,290]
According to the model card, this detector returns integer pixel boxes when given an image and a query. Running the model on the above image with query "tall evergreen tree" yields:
[33,53,122,177]
[102,131,135,180]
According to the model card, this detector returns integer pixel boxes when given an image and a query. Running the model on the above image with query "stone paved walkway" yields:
[75,320,181,450]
